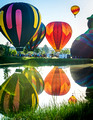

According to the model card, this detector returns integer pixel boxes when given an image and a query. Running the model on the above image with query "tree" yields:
[10,49,17,56]
[34,47,41,53]
[51,50,55,54]
[60,48,70,54]
[0,46,5,56]
[3,68,11,80]
[23,48,28,55]
[42,45,49,54]
[41,48,45,55]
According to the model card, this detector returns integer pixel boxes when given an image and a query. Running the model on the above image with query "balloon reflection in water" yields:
[44,67,71,96]
[26,22,46,51]
[0,2,41,51]
[86,88,93,99]
[68,95,77,104]
[70,65,93,88]
[23,67,44,95]
[0,69,38,114]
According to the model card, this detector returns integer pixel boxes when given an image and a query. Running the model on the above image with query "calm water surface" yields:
[0,64,92,119]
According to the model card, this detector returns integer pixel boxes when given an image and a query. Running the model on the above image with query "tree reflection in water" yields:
[3,67,11,80]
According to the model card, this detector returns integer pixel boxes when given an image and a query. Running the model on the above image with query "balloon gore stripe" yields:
[6,4,13,29]
[16,9,22,45]
[53,22,62,49]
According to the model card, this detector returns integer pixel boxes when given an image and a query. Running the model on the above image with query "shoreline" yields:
[0,56,93,67]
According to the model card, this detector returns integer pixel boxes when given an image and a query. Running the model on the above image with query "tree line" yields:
[0,44,70,57]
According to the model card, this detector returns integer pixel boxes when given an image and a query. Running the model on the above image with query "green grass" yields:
[0,56,93,67]
[2,99,93,120]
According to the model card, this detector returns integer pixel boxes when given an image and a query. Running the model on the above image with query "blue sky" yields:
[0,0,93,48]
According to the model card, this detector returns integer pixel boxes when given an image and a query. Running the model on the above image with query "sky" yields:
[0,0,93,48]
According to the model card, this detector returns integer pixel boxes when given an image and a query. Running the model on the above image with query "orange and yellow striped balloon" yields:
[44,67,71,96]
[71,5,80,17]
[68,95,77,104]
[46,22,72,52]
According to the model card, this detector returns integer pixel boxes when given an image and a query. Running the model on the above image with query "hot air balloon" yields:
[44,67,71,96]
[68,95,77,104]
[71,5,80,17]
[70,65,93,88]
[71,33,93,58]
[85,28,93,34]
[0,2,41,51]
[23,67,44,94]
[45,22,72,52]
[87,14,93,29]
[26,22,46,51]
[85,15,93,34]
[0,70,38,114]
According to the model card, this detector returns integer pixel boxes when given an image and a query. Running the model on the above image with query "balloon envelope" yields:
[0,71,38,114]
[71,5,80,17]
[46,22,72,52]
[23,67,44,94]
[0,2,41,51]
[44,67,71,95]
[85,28,93,34]
[68,95,77,104]
[86,88,93,99]
[71,33,93,58]
[26,22,46,51]
[70,65,93,88]
[87,15,93,29]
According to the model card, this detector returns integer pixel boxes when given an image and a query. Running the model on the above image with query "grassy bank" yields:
[0,56,93,67]
[2,99,93,120]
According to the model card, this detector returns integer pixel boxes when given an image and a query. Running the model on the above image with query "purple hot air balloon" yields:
[71,33,93,58]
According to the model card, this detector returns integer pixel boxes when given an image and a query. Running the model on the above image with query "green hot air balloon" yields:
[0,69,39,115]
[0,2,41,51]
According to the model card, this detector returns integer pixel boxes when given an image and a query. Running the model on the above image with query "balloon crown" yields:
[87,14,93,20]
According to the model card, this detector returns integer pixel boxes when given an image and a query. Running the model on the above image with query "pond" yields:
[0,64,93,119]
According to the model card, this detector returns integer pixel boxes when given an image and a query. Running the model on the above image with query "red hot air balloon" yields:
[71,5,80,17]
[44,67,71,96]
[0,2,41,51]
[46,22,72,52]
